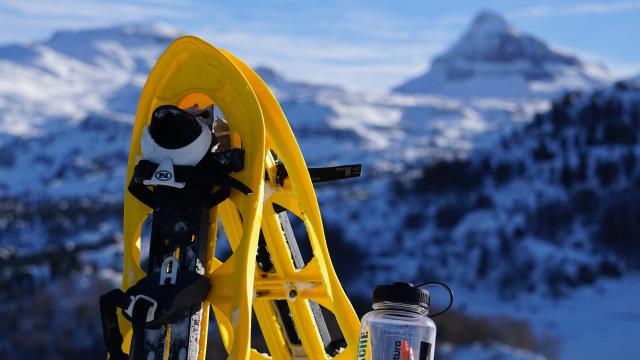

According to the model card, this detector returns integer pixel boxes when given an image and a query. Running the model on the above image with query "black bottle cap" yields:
[149,105,203,149]
[372,282,430,309]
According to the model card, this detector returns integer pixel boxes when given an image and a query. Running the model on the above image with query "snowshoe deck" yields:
[114,36,359,360]
[121,36,265,360]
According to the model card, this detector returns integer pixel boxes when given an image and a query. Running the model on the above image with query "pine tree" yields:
[560,156,573,188]
[577,151,589,183]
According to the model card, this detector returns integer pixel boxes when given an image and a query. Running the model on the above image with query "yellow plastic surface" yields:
[120,35,359,360]
[221,51,360,359]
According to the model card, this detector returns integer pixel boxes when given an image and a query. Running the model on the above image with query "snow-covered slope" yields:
[0,22,550,198]
[365,79,640,297]
[328,76,640,360]
[0,23,178,138]
[394,11,610,99]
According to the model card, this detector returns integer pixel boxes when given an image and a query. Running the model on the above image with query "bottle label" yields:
[386,337,413,360]
[357,331,369,360]
[375,334,432,360]
[418,341,432,360]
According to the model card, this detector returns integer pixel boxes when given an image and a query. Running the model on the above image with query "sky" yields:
[0,0,639,91]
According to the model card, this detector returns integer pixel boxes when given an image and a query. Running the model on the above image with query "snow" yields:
[0,23,174,137]
[2,13,639,360]
[440,343,546,360]
[458,275,640,359]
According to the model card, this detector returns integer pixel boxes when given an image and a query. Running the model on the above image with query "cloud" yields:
[0,0,195,22]
[0,0,199,45]
[0,0,458,92]
[192,5,459,92]
[511,1,640,18]
[198,27,451,92]
[557,45,640,79]
[2,0,635,92]
[434,14,471,26]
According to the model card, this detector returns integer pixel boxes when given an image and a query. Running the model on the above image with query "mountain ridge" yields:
[394,10,611,98]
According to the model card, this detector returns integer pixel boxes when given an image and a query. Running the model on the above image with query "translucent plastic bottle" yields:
[358,282,439,360]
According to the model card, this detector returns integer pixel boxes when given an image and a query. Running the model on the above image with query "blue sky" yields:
[0,0,639,91]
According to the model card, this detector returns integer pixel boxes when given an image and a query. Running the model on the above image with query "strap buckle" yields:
[124,294,158,323]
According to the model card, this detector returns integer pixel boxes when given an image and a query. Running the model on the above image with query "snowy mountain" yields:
[335,77,640,360]
[394,11,610,98]
[0,22,179,138]
[1,12,637,360]
[0,21,547,199]
[385,79,640,296]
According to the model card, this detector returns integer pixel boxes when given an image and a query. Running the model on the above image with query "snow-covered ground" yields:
[1,10,638,360]
[440,343,546,360]
[458,274,640,359]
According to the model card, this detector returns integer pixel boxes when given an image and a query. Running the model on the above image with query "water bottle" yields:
[357,282,453,360]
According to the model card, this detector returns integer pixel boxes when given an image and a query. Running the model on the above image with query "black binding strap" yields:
[275,162,362,186]
[100,272,210,359]
[100,289,130,360]
[128,179,155,208]
[133,159,252,195]
[128,149,253,209]
[208,187,231,208]
[309,164,362,183]
[131,297,155,360]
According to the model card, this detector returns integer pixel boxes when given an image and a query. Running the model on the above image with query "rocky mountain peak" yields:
[447,10,577,66]
[468,10,511,34]
[394,10,610,98]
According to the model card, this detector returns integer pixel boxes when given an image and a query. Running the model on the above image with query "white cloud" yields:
[0,0,199,44]
[198,27,450,92]
[435,14,471,26]
[511,1,640,18]
[0,0,458,92]
[1,0,195,22]
[558,45,640,79]
[2,0,635,92]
